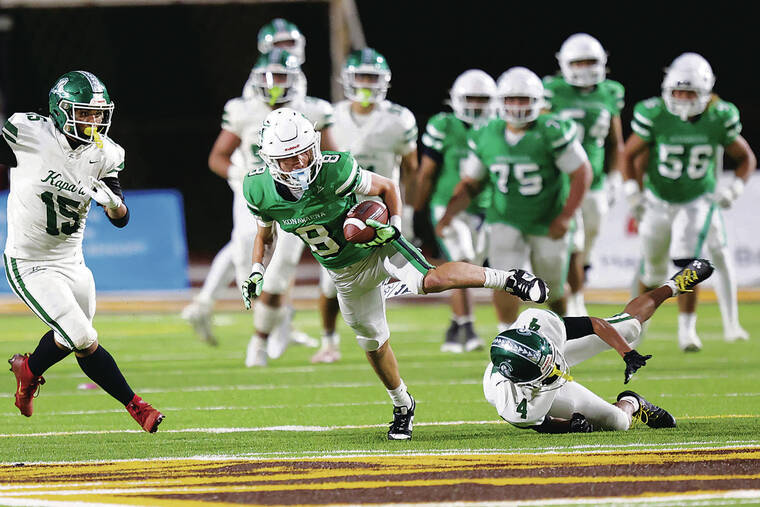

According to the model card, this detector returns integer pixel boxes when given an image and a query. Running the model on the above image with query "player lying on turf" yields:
[483,259,714,433]
[240,107,548,441]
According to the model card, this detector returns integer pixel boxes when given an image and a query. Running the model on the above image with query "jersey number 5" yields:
[40,191,81,236]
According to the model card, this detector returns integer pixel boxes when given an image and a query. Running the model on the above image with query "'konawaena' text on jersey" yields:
[631,97,741,203]
[223,95,333,191]
[2,112,125,260]
[543,76,624,190]
[466,114,579,235]
[330,99,417,184]
[422,112,490,212]
[242,151,372,269]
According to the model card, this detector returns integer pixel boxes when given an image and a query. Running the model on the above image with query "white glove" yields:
[241,263,265,310]
[605,170,623,207]
[715,176,745,209]
[85,176,122,210]
[623,179,644,222]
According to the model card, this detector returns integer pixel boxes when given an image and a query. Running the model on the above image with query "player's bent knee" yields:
[60,326,98,352]
[254,303,283,334]
[356,333,389,352]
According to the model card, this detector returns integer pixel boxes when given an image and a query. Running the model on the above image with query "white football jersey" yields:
[330,100,417,184]
[483,309,568,427]
[3,113,124,261]
[222,95,333,193]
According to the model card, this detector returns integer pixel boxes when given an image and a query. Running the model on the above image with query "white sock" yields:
[497,321,513,333]
[619,395,640,413]
[387,380,412,409]
[678,312,697,335]
[483,268,508,290]
[455,315,473,326]
[198,242,236,302]
[663,280,678,296]
[321,331,339,348]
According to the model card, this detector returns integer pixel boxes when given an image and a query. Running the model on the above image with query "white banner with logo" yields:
[586,173,760,289]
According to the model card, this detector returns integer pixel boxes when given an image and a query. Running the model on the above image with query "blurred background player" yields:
[483,259,714,433]
[4,71,163,433]
[544,33,625,316]
[181,19,313,353]
[622,53,756,351]
[314,47,419,363]
[242,108,548,439]
[437,66,592,331]
[415,69,495,353]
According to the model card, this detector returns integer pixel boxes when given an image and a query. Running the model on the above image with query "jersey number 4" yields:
[40,191,81,236]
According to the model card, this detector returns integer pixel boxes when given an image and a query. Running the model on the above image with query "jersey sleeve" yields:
[2,113,40,155]
[630,98,660,142]
[242,175,274,227]
[221,98,246,137]
[541,75,559,109]
[394,105,418,156]
[510,308,568,353]
[99,138,126,178]
[421,113,448,157]
[715,100,742,145]
[605,80,626,115]
[327,152,364,197]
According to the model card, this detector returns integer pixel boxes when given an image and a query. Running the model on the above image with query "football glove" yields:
[715,177,745,209]
[569,413,594,433]
[623,349,652,384]
[241,263,265,310]
[357,218,400,248]
[85,176,122,210]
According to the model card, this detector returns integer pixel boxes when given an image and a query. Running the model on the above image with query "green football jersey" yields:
[631,97,741,203]
[421,112,490,213]
[243,151,372,269]
[543,76,624,190]
[468,114,577,235]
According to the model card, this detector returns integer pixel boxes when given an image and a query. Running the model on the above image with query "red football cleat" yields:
[126,394,164,433]
[8,353,45,417]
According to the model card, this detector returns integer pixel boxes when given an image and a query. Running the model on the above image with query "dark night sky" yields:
[0,2,756,254]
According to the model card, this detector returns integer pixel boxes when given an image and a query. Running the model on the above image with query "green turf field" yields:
[2,301,759,463]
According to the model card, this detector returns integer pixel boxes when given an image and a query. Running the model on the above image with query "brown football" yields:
[343,200,389,243]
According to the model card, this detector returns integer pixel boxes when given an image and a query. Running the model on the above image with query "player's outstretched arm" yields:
[531,413,594,433]
[242,225,274,310]
[435,177,482,237]
[589,316,651,384]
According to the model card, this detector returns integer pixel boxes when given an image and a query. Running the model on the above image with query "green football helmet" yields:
[48,70,114,145]
[249,49,303,106]
[340,48,391,107]
[490,328,571,392]
[257,18,305,65]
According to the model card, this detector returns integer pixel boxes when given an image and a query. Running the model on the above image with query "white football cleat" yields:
[245,336,268,367]
[181,299,217,346]
[678,331,703,352]
[310,344,341,364]
[725,326,750,342]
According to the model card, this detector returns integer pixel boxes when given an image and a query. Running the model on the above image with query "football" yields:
[343,200,389,244]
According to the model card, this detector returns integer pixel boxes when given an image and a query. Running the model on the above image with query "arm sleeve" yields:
[555,139,588,173]
[563,316,594,340]
[395,107,418,156]
[461,148,486,180]
[100,177,129,227]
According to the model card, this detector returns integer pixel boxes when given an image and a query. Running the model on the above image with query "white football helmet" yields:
[258,108,322,191]
[496,67,545,125]
[448,69,497,125]
[257,18,306,65]
[340,48,391,106]
[662,53,714,120]
[556,33,607,87]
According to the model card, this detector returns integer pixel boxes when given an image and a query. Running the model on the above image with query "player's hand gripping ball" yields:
[343,200,389,244]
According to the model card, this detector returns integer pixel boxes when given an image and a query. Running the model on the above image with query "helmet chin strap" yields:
[551,364,573,383]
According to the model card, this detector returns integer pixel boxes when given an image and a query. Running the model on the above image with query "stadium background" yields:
[0,2,756,262]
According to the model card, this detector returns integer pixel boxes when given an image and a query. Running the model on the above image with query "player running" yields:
[622,52,756,351]
[3,71,164,432]
[543,33,625,316]
[241,107,548,440]
[416,69,496,353]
